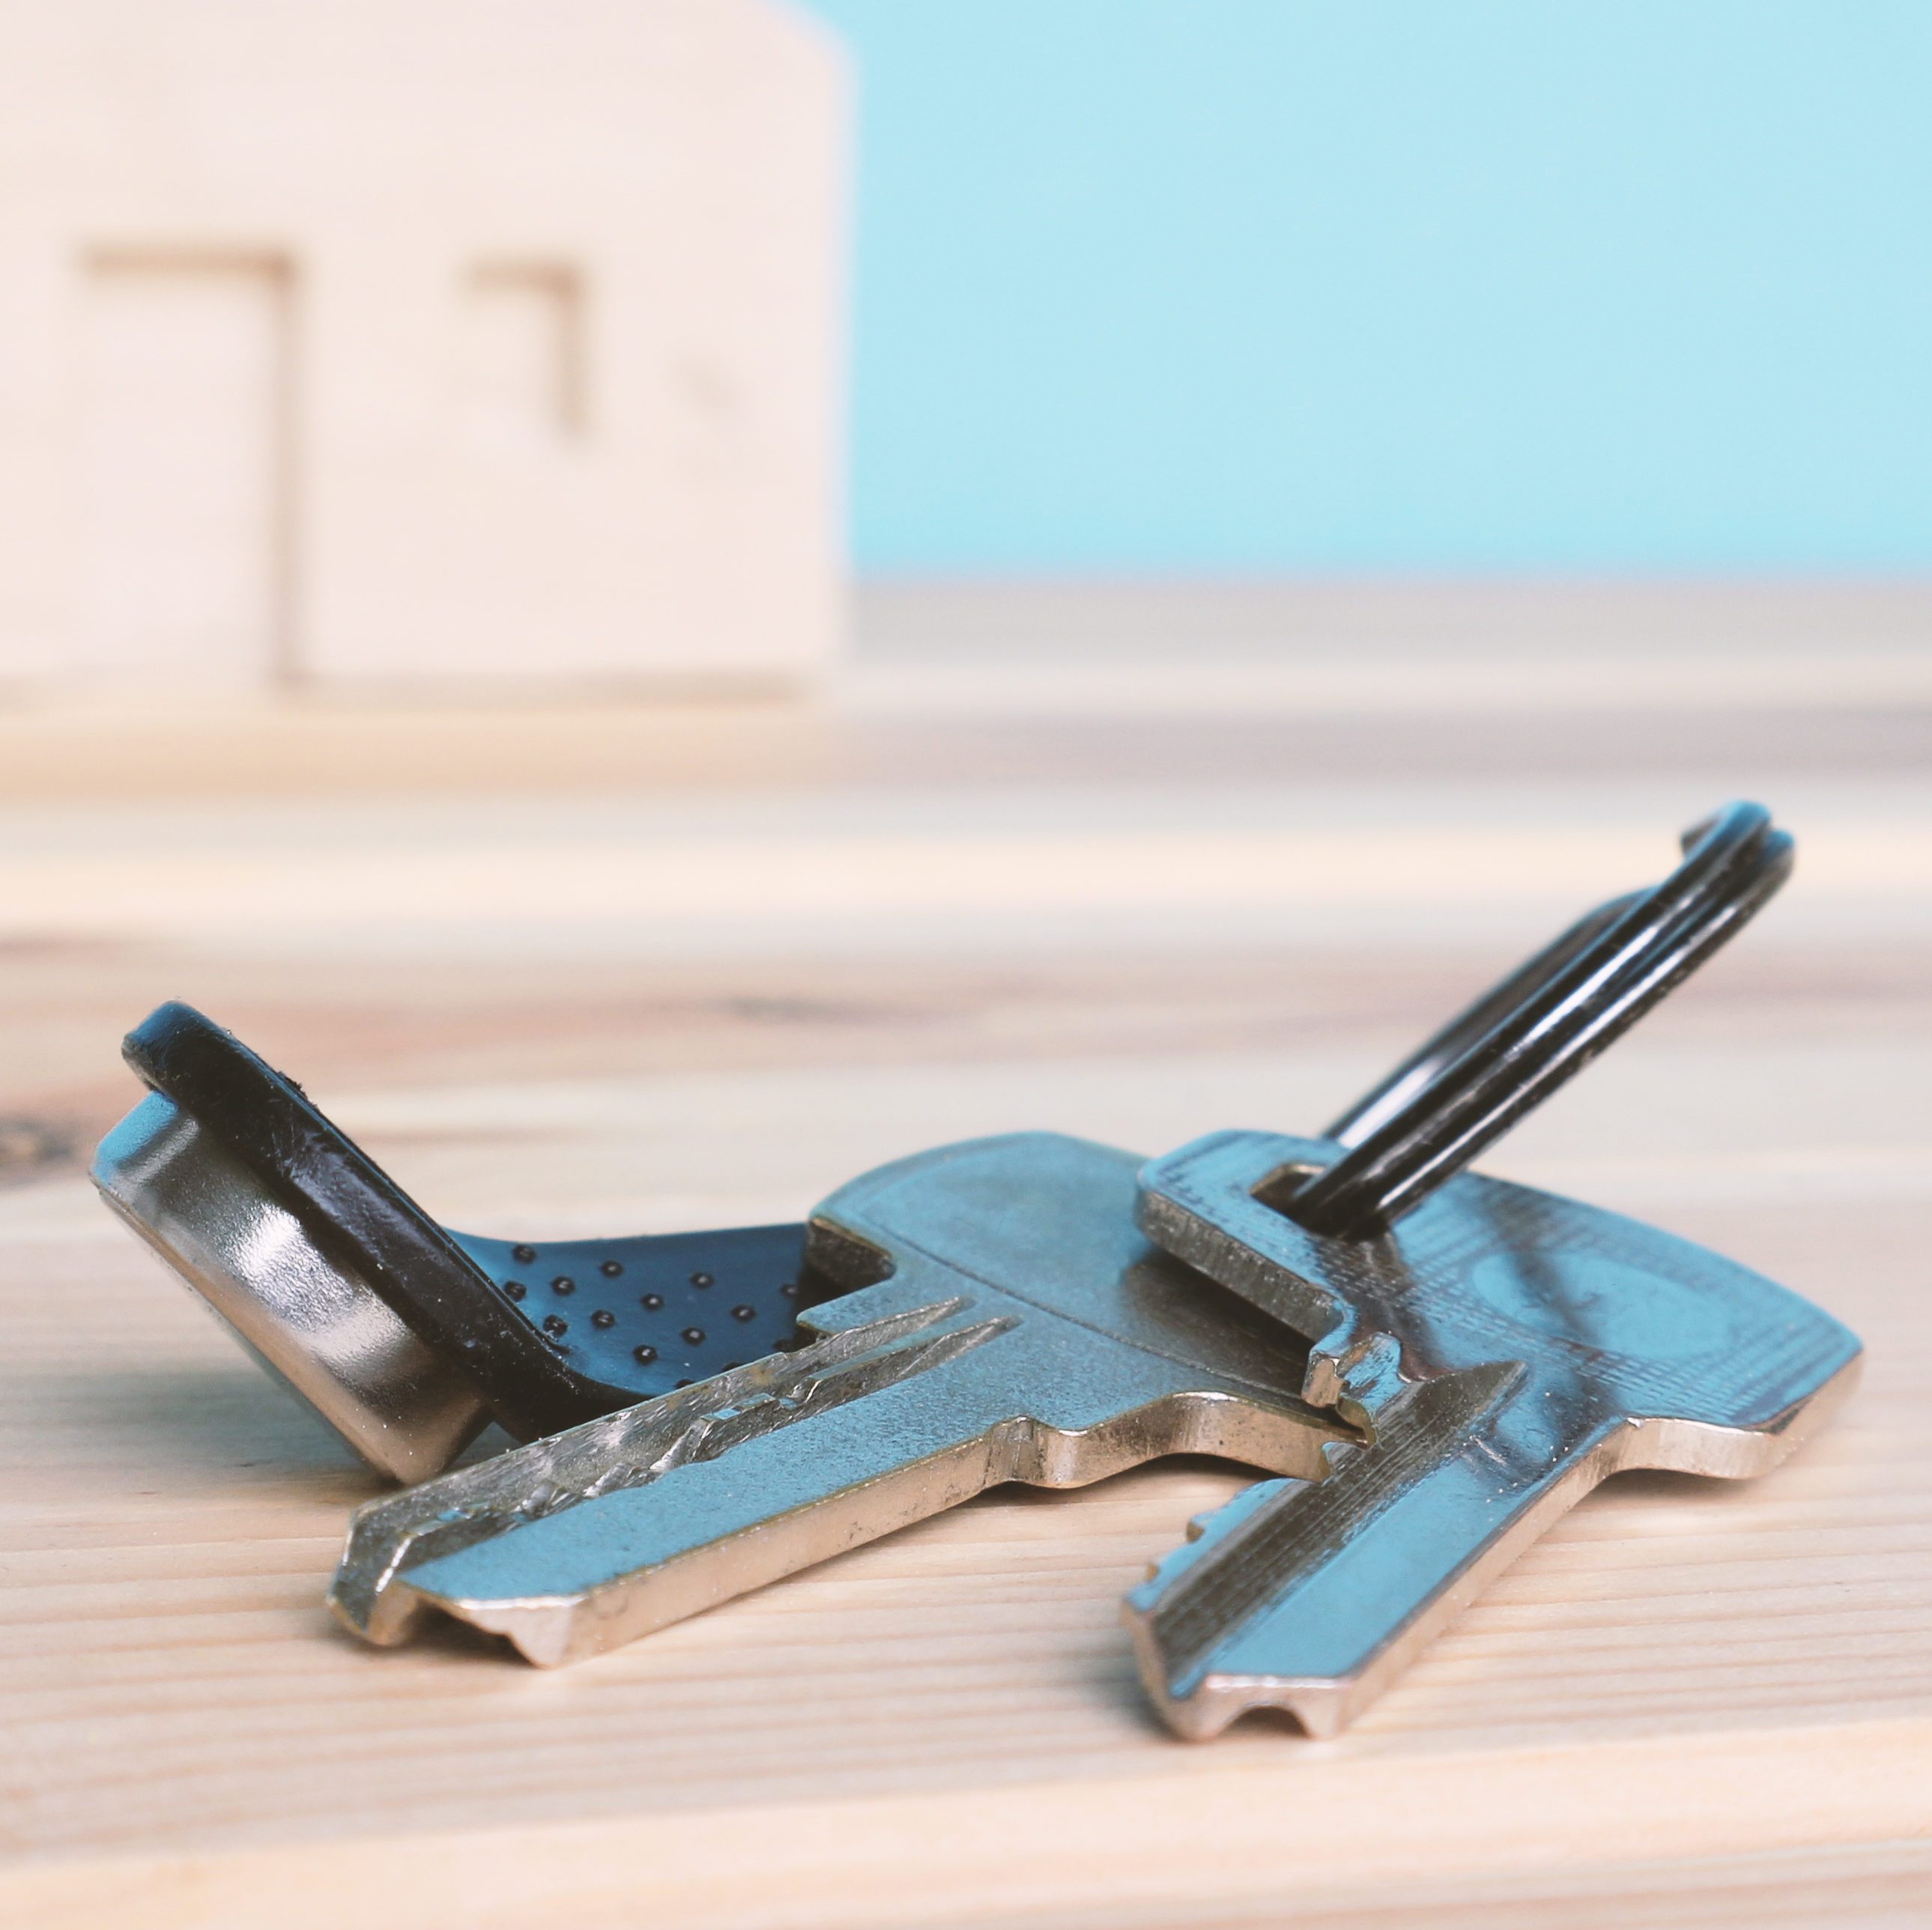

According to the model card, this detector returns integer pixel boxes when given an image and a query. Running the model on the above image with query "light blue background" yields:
[801,1,1932,574]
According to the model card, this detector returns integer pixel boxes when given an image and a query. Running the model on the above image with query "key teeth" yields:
[1127,1469,1382,1742]
[1307,1328,1408,1426]
[328,1561,581,1664]
[1132,1476,1295,1595]
[329,1573,427,1648]
[1121,1600,1357,1742]
[414,1590,581,1666]
[333,1296,1019,1658]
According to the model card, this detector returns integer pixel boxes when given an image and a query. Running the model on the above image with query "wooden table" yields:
[4,591,1931,1925]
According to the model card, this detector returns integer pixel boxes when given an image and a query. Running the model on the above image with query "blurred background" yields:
[821,0,1932,578]
[7,0,1932,1887]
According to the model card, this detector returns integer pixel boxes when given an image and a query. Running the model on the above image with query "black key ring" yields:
[1280,799,1793,1239]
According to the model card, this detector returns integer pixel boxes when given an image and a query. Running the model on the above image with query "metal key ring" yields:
[1283,800,1793,1239]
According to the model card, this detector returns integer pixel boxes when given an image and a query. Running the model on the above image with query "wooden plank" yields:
[1,644,1928,1923]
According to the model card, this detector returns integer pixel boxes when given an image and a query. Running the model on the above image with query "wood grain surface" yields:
[2,591,1929,1926]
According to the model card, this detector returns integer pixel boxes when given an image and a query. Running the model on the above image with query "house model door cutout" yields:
[77,257,291,692]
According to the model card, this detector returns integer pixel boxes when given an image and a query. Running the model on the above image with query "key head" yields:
[807,1131,1334,1432]
[1139,1130,1862,1465]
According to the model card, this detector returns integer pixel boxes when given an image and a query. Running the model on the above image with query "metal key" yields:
[330,1133,1352,1660]
[1115,803,1862,1735]
[1124,1137,1860,1739]
[1117,801,1861,1737]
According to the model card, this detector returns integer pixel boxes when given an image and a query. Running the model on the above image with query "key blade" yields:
[330,1295,1008,1655]
[1125,1362,1529,1740]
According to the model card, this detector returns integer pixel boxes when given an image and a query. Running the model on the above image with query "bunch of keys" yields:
[93,801,1860,1737]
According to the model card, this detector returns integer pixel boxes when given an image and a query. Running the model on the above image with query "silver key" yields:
[329,1133,1351,1661]
[1125,1129,1862,1738]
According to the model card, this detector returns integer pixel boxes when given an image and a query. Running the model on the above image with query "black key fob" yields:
[93,1002,808,1481]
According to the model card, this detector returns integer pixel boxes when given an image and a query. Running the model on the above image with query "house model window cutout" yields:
[0,0,847,695]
